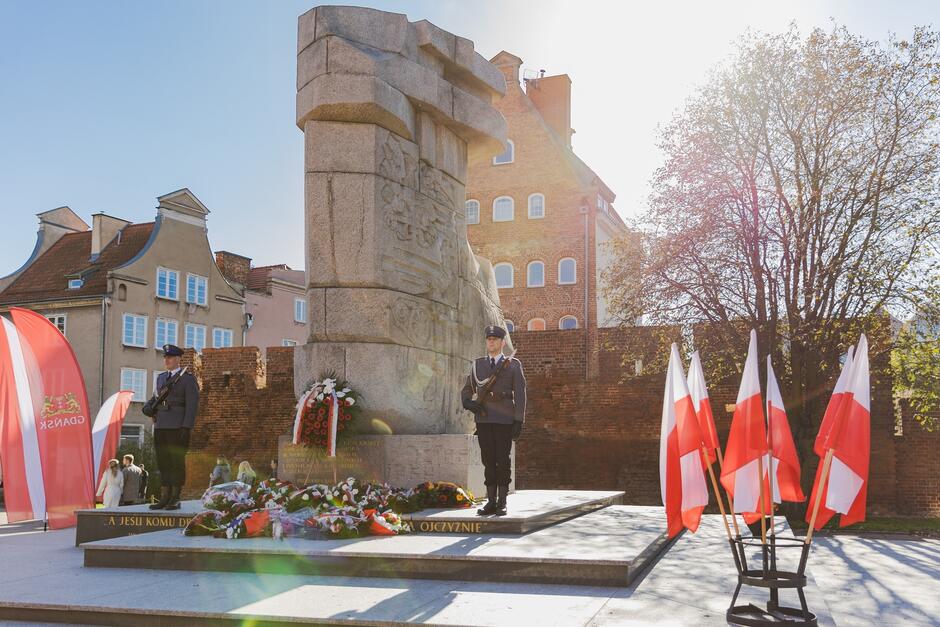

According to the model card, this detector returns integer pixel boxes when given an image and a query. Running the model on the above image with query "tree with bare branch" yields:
[604,25,940,468]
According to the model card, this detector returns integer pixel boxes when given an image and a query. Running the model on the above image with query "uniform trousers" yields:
[476,422,513,487]
[154,427,190,488]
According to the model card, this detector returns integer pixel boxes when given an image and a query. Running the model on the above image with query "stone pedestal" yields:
[277,434,511,497]
[293,6,512,486]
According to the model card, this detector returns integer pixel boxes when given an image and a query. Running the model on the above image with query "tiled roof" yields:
[0,222,155,304]
[246,264,291,293]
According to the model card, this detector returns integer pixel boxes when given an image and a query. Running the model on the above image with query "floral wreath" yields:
[291,373,361,453]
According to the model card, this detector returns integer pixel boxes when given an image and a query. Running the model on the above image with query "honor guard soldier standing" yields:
[143,344,199,510]
[461,325,526,516]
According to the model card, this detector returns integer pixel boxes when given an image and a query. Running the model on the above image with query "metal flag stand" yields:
[724,451,832,626]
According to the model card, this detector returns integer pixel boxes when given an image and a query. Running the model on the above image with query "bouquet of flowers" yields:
[292,374,361,451]
[187,477,472,541]
[408,481,475,510]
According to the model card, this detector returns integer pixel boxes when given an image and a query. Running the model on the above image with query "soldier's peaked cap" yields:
[484,325,506,339]
[162,344,184,356]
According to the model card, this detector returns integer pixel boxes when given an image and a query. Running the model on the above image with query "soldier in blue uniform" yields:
[461,325,526,516]
[147,344,199,510]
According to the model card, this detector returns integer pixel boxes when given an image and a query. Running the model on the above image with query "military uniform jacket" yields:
[461,356,526,425]
[152,370,200,430]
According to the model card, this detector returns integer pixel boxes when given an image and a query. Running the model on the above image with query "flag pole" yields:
[715,448,741,536]
[703,446,733,541]
[805,449,834,545]
[756,454,767,544]
[765,362,776,540]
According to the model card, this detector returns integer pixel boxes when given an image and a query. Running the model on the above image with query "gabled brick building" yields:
[466,51,628,346]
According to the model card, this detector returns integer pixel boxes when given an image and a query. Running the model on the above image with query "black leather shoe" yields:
[165,486,182,511]
[149,486,170,510]
[477,485,498,516]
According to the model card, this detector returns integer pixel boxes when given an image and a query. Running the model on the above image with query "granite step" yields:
[82,505,670,588]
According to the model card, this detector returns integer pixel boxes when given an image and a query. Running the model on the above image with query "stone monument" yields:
[287,6,511,494]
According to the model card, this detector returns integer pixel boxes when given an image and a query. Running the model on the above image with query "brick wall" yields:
[894,408,940,517]
[181,346,294,498]
[184,331,938,516]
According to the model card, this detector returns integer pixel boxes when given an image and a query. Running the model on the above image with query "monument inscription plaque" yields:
[277,435,386,485]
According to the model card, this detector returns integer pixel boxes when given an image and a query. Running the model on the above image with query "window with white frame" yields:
[184,323,206,352]
[68,278,83,289]
[558,258,577,284]
[120,424,144,448]
[282,339,299,347]
[213,327,234,348]
[154,318,178,348]
[45,314,67,334]
[466,199,480,224]
[493,140,514,165]
[120,367,147,401]
[494,263,514,289]
[527,261,545,287]
[527,318,546,331]
[156,267,179,300]
[528,193,545,219]
[596,194,609,214]
[559,316,579,330]
[186,273,208,306]
[505,320,514,333]
[493,196,514,222]
[122,313,147,347]
[295,298,307,323]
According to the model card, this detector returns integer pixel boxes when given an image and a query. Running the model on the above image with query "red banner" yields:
[0,317,46,523]
[10,308,95,528]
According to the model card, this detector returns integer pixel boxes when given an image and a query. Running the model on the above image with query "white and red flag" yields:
[720,330,769,513]
[660,343,709,538]
[765,356,805,504]
[806,336,871,529]
[91,390,135,489]
[687,350,720,464]
[9,308,96,528]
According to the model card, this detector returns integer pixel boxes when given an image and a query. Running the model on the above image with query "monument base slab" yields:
[277,433,511,496]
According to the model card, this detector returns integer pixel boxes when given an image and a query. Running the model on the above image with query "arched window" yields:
[559,316,579,330]
[527,318,546,331]
[117,283,127,301]
[558,258,577,284]
[505,320,514,332]
[493,196,514,222]
[528,193,545,218]
[466,199,480,224]
[494,263,514,289]
[527,261,545,287]
[493,139,514,165]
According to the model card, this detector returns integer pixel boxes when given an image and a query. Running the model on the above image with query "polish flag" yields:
[814,346,855,458]
[660,343,709,538]
[91,391,135,489]
[765,356,805,504]
[720,330,769,513]
[0,316,46,523]
[807,335,871,529]
[687,351,720,464]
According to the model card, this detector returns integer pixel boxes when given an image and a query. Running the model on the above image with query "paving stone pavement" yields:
[0,510,937,625]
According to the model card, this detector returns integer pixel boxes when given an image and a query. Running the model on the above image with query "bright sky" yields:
[1,1,936,275]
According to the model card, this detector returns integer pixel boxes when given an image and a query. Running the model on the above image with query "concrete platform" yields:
[74,490,623,545]
[0,513,859,626]
[82,505,668,587]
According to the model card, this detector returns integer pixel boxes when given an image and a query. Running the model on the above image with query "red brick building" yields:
[466,51,628,345]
